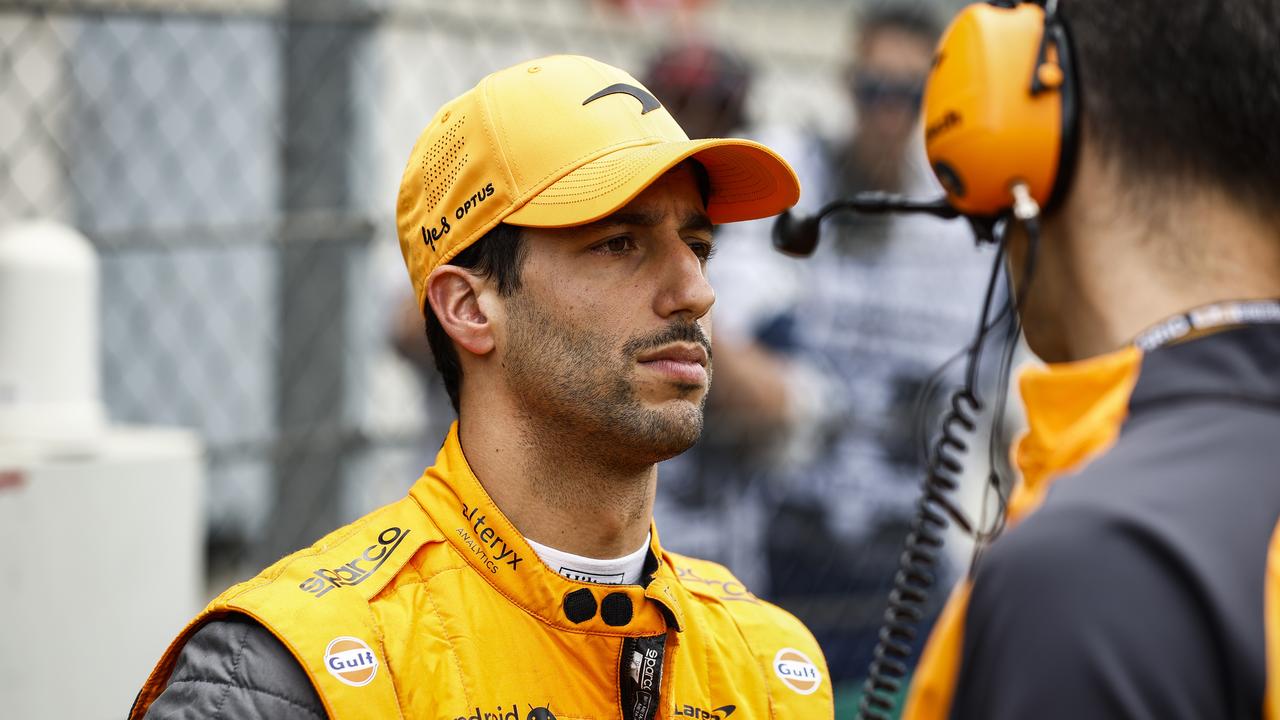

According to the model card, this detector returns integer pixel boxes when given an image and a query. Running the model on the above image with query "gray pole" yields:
[266,3,374,564]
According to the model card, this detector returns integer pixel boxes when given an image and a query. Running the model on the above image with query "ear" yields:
[425,265,497,358]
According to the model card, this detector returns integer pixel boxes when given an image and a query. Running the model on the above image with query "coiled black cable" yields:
[856,210,1041,720]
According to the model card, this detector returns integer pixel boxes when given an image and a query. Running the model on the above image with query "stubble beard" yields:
[503,295,708,469]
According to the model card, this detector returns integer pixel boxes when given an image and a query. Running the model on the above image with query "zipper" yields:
[620,634,667,720]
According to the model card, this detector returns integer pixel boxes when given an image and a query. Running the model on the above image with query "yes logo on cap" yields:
[773,648,822,695]
[324,636,379,687]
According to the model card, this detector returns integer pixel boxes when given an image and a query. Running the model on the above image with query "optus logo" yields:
[773,648,822,695]
[324,636,379,687]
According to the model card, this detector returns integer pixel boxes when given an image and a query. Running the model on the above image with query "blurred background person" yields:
[643,2,1000,701]
[761,1,998,697]
[647,4,1002,702]
[642,40,822,594]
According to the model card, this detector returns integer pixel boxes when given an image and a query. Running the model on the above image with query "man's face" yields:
[497,165,715,465]
[850,27,934,154]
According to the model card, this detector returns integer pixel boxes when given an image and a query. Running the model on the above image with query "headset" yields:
[774,0,1076,254]
[770,2,1077,718]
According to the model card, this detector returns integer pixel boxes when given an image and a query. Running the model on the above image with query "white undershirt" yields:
[525,533,651,585]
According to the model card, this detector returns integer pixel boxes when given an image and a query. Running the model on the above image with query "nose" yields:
[652,234,715,322]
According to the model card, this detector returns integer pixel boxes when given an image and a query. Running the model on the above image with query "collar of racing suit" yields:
[1007,344,1144,524]
[1008,310,1280,524]
[408,422,688,634]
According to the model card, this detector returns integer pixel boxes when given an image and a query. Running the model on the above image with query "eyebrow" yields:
[583,209,713,234]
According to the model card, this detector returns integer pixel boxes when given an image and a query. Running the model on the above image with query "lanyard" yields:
[1134,299,1280,352]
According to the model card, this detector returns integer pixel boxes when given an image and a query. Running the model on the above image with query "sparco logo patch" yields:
[773,648,822,695]
[324,636,378,687]
[458,502,524,573]
[299,527,411,598]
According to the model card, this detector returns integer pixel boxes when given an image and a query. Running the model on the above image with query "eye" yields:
[687,238,715,262]
[593,235,636,256]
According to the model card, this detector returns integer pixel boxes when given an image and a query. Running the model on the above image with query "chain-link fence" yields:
[4,0,998,713]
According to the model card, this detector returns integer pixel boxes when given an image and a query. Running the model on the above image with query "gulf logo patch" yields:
[773,648,822,695]
[324,636,379,687]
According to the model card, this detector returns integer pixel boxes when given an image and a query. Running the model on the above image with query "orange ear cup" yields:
[923,2,1072,216]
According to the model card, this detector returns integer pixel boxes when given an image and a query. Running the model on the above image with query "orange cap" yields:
[395,54,801,314]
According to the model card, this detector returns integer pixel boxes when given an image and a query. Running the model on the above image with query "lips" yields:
[636,343,709,366]
[636,343,709,385]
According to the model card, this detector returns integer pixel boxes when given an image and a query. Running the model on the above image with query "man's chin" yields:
[626,400,704,462]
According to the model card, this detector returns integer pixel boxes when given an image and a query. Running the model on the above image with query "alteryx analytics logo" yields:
[299,527,411,598]
[675,702,736,719]
[324,636,378,687]
[456,502,524,574]
[773,648,822,695]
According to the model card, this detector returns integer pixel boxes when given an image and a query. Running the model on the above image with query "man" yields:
[130,55,832,719]
[904,1,1280,718]
[835,2,938,197]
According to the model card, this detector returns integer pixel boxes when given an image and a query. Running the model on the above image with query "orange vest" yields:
[132,424,833,720]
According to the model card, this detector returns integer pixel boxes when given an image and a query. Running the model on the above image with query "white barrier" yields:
[0,221,203,719]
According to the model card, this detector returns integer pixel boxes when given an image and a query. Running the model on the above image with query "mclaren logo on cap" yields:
[582,83,661,114]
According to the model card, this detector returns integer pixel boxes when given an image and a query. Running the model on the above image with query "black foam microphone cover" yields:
[772,210,822,257]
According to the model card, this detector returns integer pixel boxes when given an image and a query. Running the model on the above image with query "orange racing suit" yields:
[132,423,834,720]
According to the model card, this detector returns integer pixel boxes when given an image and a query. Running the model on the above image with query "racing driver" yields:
[130,55,834,720]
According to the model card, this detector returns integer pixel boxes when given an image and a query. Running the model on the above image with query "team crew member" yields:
[131,55,833,720]
[903,1,1280,718]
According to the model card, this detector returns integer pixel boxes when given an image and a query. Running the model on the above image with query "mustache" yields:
[623,322,713,362]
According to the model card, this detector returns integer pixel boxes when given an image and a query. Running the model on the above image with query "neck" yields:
[457,395,656,560]
[1029,155,1280,362]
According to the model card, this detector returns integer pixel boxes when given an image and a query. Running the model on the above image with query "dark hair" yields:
[424,223,527,414]
[1067,0,1280,213]
[856,2,944,46]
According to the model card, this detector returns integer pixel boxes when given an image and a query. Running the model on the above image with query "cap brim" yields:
[504,138,801,228]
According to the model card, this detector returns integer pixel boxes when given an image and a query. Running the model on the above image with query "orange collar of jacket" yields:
[410,422,688,635]
[1007,344,1143,524]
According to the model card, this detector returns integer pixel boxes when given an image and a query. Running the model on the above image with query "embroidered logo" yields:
[299,526,411,598]
[449,702,555,720]
[773,648,822,695]
[324,636,379,687]
[675,702,737,719]
[676,564,760,605]
[457,502,524,573]
[582,83,662,114]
